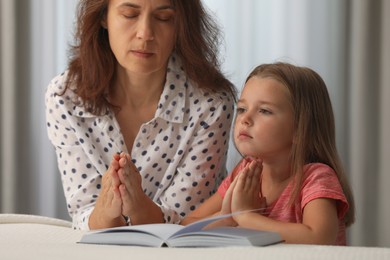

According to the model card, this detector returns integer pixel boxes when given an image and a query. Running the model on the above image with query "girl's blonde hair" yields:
[245,62,355,226]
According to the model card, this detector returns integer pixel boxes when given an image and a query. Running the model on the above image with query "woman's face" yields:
[234,76,294,160]
[104,0,176,76]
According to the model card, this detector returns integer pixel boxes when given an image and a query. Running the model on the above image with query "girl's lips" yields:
[238,131,252,139]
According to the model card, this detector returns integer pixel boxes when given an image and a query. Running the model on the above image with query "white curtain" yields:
[204,0,350,173]
[1,0,389,247]
[348,0,390,247]
[0,0,77,220]
[203,0,390,247]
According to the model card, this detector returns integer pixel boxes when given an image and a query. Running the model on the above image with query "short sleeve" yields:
[301,164,349,220]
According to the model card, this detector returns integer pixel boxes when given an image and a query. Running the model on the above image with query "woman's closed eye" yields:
[154,12,174,22]
[122,10,139,19]
[121,10,174,21]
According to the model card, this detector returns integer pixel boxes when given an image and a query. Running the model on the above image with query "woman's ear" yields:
[101,12,108,29]
[101,19,107,29]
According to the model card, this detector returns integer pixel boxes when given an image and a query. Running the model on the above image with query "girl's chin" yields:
[237,145,261,158]
[241,152,261,159]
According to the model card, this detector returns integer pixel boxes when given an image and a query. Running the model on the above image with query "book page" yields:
[168,227,283,247]
[172,213,235,237]
[172,208,265,237]
[92,223,183,241]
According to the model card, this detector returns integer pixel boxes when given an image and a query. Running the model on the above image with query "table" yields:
[1,214,389,260]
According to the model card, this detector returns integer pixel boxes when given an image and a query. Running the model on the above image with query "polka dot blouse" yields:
[45,55,234,230]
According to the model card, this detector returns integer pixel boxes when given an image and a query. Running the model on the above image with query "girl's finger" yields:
[225,175,237,199]
[250,162,262,191]
[236,166,249,191]
[243,162,258,191]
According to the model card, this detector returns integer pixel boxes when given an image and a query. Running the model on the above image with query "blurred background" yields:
[1,0,389,247]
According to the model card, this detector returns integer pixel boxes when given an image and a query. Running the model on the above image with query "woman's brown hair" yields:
[245,62,355,227]
[65,0,236,115]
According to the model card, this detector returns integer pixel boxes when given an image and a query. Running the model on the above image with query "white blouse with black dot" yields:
[45,55,234,230]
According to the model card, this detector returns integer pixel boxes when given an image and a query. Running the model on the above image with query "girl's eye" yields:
[259,108,272,115]
[236,107,246,114]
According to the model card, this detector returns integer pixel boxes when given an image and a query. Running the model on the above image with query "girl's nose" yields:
[240,113,253,126]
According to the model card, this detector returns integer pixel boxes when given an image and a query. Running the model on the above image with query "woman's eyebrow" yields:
[156,5,175,11]
[118,2,174,11]
[118,2,140,9]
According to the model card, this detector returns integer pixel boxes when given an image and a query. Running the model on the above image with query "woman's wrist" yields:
[122,215,131,226]
[89,209,126,229]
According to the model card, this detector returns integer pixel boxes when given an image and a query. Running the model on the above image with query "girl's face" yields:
[234,76,294,160]
[104,0,176,76]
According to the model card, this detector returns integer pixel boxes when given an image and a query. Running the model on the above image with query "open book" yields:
[79,212,283,247]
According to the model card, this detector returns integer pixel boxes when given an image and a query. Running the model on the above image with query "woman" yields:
[45,0,236,230]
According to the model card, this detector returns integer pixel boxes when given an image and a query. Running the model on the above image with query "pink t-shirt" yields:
[217,159,349,245]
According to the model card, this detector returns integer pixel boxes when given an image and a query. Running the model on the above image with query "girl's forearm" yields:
[233,212,336,245]
[181,211,236,227]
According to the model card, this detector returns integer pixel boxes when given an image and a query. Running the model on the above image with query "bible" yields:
[79,212,283,247]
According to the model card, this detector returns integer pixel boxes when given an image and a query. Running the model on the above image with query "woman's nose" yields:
[136,16,155,41]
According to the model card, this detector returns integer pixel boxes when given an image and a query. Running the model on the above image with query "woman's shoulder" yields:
[186,80,235,108]
[167,54,235,108]
[45,70,78,100]
[45,70,80,110]
[46,70,70,93]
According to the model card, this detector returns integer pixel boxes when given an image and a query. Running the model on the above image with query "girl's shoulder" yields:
[303,163,336,177]
[301,163,341,189]
[300,163,349,221]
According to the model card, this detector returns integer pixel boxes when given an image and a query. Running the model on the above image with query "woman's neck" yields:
[110,67,166,108]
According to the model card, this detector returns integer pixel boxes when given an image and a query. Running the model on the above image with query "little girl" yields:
[181,62,355,245]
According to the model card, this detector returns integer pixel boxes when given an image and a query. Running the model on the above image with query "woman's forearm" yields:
[125,192,164,225]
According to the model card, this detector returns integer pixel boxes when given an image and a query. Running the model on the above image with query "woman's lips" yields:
[132,50,154,58]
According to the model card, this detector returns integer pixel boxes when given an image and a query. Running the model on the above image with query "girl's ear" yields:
[292,132,298,144]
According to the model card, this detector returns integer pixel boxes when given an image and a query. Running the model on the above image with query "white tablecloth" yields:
[1,214,389,260]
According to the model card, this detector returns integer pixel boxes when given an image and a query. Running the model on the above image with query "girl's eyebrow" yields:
[237,98,249,104]
[237,99,278,107]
